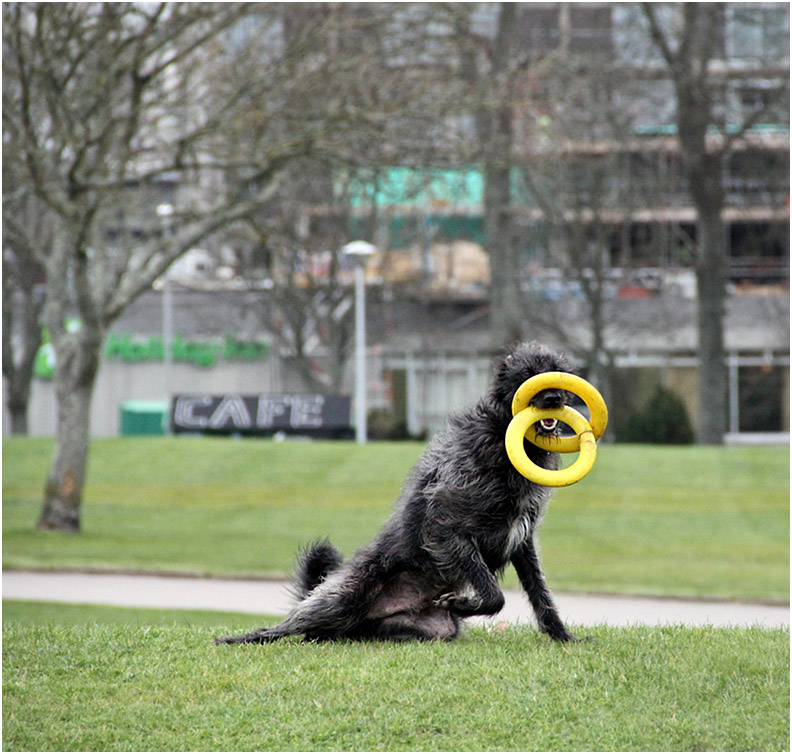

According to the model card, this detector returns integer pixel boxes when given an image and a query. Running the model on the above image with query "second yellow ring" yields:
[505,405,598,487]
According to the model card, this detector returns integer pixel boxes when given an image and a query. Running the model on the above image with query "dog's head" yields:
[491,342,575,433]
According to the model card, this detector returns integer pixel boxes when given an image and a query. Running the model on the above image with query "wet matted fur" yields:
[216,342,579,645]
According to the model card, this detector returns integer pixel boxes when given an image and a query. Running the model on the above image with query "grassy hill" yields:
[3,438,789,600]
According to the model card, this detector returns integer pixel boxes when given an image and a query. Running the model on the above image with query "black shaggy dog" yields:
[216,342,579,645]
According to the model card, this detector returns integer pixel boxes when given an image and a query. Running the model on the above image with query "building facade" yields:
[6,3,789,442]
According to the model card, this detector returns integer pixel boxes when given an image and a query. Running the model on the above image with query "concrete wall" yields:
[8,357,286,438]
[6,346,789,440]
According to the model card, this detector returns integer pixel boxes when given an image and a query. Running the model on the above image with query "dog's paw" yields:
[432,592,457,609]
[433,592,492,617]
[546,627,589,643]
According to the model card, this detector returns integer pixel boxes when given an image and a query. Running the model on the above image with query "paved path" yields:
[3,570,788,629]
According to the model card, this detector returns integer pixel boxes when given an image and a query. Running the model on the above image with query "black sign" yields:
[171,394,353,438]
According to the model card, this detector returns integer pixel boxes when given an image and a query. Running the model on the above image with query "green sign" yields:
[34,332,269,379]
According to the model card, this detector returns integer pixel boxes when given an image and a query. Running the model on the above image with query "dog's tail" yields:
[291,538,344,599]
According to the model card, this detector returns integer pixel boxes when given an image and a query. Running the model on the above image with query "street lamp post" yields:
[156,204,175,408]
[342,240,376,444]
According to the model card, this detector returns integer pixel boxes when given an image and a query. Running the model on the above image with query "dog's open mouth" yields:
[538,418,558,433]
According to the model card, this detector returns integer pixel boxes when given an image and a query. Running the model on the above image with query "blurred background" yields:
[4,2,789,448]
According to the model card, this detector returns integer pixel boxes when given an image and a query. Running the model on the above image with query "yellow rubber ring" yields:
[511,372,608,452]
[523,406,591,454]
[505,405,597,487]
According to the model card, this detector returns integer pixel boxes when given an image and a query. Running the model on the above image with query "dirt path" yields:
[3,570,788,629]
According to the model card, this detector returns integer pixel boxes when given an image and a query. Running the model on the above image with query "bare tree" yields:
[230,3,466,388]
[512,48,631,408]
[642,3,788,443]
[3,3,387,531]
[450,3,525,347]
[3,3,264,530]
[2,191,47,434]
[3,2,461,531]
[238,164,356,393]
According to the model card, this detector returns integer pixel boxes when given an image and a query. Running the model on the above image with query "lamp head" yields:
[341,240,376,267]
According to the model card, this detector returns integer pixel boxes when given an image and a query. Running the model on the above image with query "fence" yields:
[377,348,790,441]
[5,344,789,441]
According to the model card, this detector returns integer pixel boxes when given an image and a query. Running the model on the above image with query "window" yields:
[728,4,789,61]
[569,5,613,56]
[738,365,785,432]
[612,4,669,64]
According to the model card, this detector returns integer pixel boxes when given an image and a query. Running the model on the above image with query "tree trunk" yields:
[482,3,521,348]
[7,397,30,435]
[685,146,728,444]
[694,203,728,444]
[641,3,731,444]
[486,160,523,347]
[37,329,101,532]
[2,272,44,436]
[4,328,39,435]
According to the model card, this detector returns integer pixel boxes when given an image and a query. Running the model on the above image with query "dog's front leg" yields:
[426,534,505,617]
[511,537,579,642]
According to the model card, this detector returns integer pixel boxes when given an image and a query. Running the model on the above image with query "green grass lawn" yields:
[2,601,788,752]
[3,437,789,600]
[1,599,269,629]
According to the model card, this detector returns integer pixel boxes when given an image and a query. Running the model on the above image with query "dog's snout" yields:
[531,388,565,410]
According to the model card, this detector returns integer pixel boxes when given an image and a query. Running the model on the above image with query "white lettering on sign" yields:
[171,393,351,435]
[290,395,325,428]
[173,396,213,428]
[208,396,252,429]
[256,396,291,427]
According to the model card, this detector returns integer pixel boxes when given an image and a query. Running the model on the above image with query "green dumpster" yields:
[119,400,168,436]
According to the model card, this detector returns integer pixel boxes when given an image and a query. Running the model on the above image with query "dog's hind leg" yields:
[356,571,460,642]
[426,533,505,617]
[215,626,286,645]
[215,589,363,645]
[511,537,578,642]
[371,607,460,642]
[216,557,383,645]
